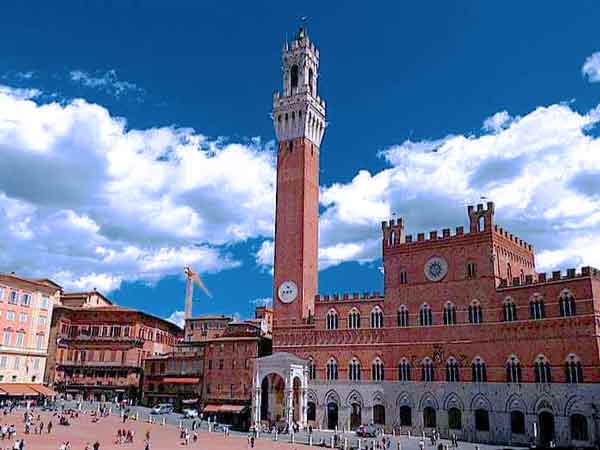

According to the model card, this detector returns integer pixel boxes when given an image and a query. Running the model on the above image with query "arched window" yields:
[290,65,299,90]
[326,358,338,381]
[571,414,589,441]
[468,300,482,324]
[506,355,522,383]
[398,358,411,381]
[565,354,584,384]
[397,305,409,327]
[370,306,384,329]
[307,401,316,421]
[467,262,477,278]
[308,68,314,95]
[399,269,408,285]
[559,290,576,317]
[471,357,487,383]
[349,357,361,381]
[448,407,462,430]
[446,357,459,382]
[529,294,545,320]
[421,357,434,382]
[443,302,456,325]
[308,357,316,380]
[507,263,512,283]
[503,297,517,322]
[511,411,525,434]
[534,355,552,383]
[371,357,384,381]
[326,309,339,330]
[419,303,432,326]
[348,308,361,329]
[475,409,490,431]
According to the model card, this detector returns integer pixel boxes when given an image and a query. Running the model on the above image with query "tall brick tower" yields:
[272,27,326,330]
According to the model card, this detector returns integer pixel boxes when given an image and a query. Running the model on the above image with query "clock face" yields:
[424,257,448,282]
[278,280,298,304]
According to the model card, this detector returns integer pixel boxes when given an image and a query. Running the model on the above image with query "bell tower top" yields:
[273,27,326,147]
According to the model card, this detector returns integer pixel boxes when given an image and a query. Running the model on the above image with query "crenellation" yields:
[455,226,464,235]
[567,268,576,278]
[443,228,450,238]
[405,234,413,243]
[552,271,561,281]
[417,233,425,241]
[429,230,438,240]
[538,273,547,283]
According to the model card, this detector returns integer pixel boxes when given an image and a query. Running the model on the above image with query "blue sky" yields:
[1,2,600,326]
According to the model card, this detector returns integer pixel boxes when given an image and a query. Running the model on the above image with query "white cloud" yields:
[0,84,40,100]
[0,85,274,292]
[251,297,272,307]
[583,52,600,83]
[167,310,185,328]
[482,111,513,133]
[69,69,143,98]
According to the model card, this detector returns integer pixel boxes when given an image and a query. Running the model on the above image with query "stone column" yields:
[301,386,308,428]
[253,386,261,426]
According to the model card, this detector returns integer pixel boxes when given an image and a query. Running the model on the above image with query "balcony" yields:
[58,361,141,369]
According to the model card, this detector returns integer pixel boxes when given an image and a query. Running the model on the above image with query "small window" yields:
[468,301,482,324]
[446,358,459,382]
[397,306,409,327]
[399,270,408,285]
[349,358,361,381]
[503,297,517,322]
[471,357,487,383]
[559,291,576,317]
[419,304,432,326]
[398,358,411,381]
[506,355,522,383]
[371,358,384,381]
[530,294,545,320]
[443,303,456,325]
[326,310,339,330]
[308,357,316,380]
[9,291,18,304]
[290,65,299,90]
[370,307,384,329]
[21,293,31,306]
[327,358,338,380]
[467,262,477,278]
[348,309,361,329]
[565,354,583,384]
[534,355,552,383]
[421,358,434,382]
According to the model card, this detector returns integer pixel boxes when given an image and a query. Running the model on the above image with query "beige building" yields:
[0,274,62,385]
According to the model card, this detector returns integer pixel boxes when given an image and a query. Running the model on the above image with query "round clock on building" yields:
[278,280,298,303]
[424,257,448,282]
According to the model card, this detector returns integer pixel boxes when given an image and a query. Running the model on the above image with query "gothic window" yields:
[571,414,589,441]
[400,406,412,426]
[529,294,545,320]
[397,305,409,327]
[446,357,459,382]
[506,355,522,383]
[308,68,314,95]
[565,354,583,384]
[348,308,361,329]
[349,357,361,381]
[467,262,477,278]
[475,409,490,432]
[559,290,576,317]
[326,358,338,381]
[511,411,526,434]
[399,269,408,285]
[398,358,411,381]
[471,357,487,383]
[370,306,384,329]
[421,357,434,382]
[468,300,482,324]
[448,407,462,430]
[419,304,432,326]
[507,263,512,283]
[371,357,384,381]
[308,357,316,380]
[423,407,436,428]
[290,65,299,90]
[520,269,525,284]
[534,355,552,383]
[443,302,456,325]
[503,297,517,322]
[326,309,338,330]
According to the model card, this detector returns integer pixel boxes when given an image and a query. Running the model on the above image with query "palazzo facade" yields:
[253,27,600,446]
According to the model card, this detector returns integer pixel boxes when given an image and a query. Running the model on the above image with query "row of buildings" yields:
[0,272,273,429]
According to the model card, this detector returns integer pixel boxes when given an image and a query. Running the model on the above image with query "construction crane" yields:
[184,266,212,320]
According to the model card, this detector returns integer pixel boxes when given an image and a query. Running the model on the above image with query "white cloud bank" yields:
[0,87,275,291]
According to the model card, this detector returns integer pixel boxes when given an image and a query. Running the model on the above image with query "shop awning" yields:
[219,404,246,413]
[163,377,200,385]
[30,385,57,397]
[203,404,247,414]
[0,384,40,396]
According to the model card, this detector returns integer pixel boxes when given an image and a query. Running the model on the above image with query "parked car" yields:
[356,424,379,437]
[182,408,198,419]
[151,403,173,415]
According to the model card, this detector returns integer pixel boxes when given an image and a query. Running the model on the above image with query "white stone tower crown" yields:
[273,27,326,147]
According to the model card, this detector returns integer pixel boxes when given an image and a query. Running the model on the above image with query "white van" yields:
[151,403,173,415]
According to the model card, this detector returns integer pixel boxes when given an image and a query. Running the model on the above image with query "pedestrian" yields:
[47,421,53,434]
[93,441,100,450]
